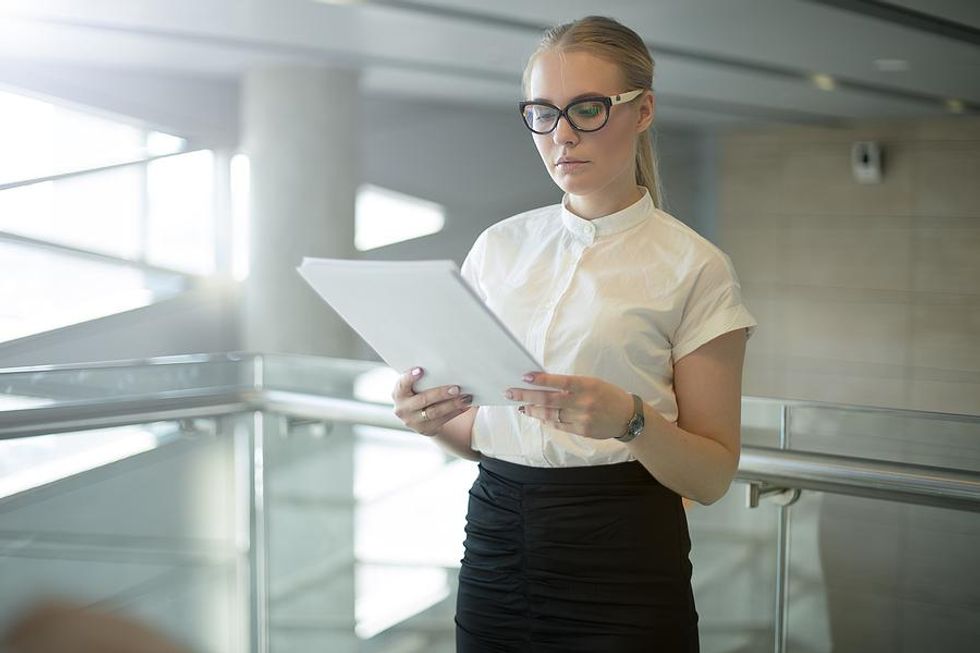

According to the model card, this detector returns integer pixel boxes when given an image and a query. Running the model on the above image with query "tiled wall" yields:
[711,116,980,652]
[718,116,980,418]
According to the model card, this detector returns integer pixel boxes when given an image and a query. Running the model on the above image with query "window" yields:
[146,150,216,275]
[355,184,445,251]
[230,153,251,282]
[0,87,229,343]
[0,241,170,342]
[0,88,178,184]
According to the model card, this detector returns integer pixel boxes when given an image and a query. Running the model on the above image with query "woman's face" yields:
[525,49,653,200]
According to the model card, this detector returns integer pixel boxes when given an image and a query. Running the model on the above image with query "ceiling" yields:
[0,0,977,129]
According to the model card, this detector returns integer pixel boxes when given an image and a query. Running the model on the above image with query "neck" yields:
[566,183,645,220]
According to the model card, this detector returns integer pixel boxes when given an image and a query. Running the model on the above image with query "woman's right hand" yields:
[392,367,473,437]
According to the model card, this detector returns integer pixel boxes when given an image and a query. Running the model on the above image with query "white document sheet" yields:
[296,257,555,406]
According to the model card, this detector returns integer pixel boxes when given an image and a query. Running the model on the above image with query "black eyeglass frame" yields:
[518,88,646,134]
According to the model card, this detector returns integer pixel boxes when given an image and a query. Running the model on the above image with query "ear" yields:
[636,90,654,132]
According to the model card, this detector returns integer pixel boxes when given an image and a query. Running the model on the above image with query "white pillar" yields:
[240,65,360,653]
[241,65,359,357]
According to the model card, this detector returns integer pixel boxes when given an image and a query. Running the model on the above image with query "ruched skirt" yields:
[455,454,700,653]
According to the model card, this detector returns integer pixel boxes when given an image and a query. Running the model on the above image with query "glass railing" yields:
[1,353,978,653]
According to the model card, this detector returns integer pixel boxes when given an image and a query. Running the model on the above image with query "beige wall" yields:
[718,116,980,417]
[708,116,980,652]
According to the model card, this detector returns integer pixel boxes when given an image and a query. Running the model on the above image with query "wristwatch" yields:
[615,393,645,442]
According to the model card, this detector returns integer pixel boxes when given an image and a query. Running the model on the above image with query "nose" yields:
[551,113,579,145]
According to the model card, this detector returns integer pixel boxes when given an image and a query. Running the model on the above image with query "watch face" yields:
[630,414,644,435]
[620,394,644,440]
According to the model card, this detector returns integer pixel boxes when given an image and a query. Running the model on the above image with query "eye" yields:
[531,106,558,121]
[571,102,603,118]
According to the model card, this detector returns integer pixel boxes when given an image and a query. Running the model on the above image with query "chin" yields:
[553,176,600,197]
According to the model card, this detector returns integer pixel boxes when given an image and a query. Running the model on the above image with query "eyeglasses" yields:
[518,88,645,134]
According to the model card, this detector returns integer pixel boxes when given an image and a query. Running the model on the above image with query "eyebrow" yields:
[527,91,605,103]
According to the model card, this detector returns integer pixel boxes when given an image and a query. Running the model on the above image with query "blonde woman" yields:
[392,14,757,652]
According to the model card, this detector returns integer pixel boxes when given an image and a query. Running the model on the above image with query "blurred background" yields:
[0,1,978,652]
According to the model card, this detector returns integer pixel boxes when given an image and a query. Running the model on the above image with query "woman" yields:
[391,15,757,652]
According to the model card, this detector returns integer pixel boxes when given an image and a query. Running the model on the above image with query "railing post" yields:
[774,404,791,653]
[247,411,269,653]
[249,355,270,653]
[745,407,802,653]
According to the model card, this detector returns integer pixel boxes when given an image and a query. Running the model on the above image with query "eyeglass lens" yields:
[522,99,608,133]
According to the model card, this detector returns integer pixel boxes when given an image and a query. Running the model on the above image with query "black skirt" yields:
[455,454,700,653]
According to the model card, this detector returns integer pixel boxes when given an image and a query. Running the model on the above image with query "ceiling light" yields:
[811,73,836,91]
[945,99,965,114]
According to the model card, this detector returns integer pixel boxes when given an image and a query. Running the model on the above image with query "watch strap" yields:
[615,393,643,442]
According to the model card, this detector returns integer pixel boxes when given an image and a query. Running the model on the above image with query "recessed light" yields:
[874,58,909,72]
[811,73,836,91]
[945,99,965,114]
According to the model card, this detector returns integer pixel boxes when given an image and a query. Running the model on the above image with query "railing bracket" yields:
[177,417,218,438]
[746,482,802,509]
[284,416,335,439]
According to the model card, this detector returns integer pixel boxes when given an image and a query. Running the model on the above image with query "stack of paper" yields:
[296,257,553,406]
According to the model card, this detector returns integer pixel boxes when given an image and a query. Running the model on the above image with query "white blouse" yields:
[460,186,758,468]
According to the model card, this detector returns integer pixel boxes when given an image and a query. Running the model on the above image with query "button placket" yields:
[540,242,587,368]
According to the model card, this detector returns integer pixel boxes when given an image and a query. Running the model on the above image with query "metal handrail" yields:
[741,394,979,423]
[0,351,380,376]
[4,351,977,421]
[2,386,978,513]
[739,446,980,513]
[0,388,251,440]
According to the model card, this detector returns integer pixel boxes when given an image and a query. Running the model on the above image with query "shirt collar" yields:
[560,187,653,244]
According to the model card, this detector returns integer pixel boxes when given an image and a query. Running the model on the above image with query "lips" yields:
[556,159,589,173]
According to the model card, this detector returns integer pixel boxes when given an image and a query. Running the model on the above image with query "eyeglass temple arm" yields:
[609,89,645,105]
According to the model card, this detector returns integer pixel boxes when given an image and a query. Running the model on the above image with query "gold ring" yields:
[420,408,429,421]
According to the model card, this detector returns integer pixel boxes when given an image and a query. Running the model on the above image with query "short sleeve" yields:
[460,229,488,303]
[671,251,758,364]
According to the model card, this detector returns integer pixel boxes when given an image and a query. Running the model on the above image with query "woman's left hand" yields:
[505,372,635,440]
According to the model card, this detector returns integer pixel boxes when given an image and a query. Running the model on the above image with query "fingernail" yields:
[504,390,513,399]
[448,386,459,396]
[412,367,422,376]
[523,373,534,382]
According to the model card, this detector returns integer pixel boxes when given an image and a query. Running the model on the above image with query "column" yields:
[241,64,359,357]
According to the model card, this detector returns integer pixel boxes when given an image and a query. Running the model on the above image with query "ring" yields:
[420,408,429,421]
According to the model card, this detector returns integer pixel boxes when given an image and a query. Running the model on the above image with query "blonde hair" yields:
[521,15,665,210]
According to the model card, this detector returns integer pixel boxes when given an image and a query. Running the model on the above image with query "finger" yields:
[523,404,584,436]
[417,405,473,437]
[413,397,475,433]
[524,403,562,422]
[525,372,575,393]
[533,389,568,407]
[425,397,474,424]
[403,384,465,415]
[508,388,568,406]
[392,367,424,400]
[398,389,472,424]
